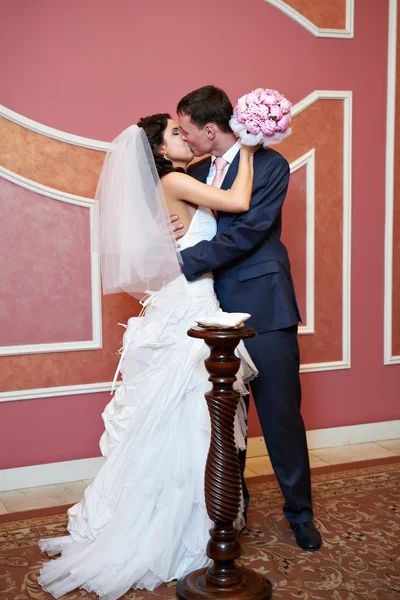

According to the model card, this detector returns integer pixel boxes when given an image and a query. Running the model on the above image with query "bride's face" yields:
[163,119,194,165]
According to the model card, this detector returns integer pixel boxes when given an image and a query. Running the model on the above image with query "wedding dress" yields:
[38,206,257,600]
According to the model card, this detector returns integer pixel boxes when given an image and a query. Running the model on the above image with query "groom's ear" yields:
[205,123,217,140]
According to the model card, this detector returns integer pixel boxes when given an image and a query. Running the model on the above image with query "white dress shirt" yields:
[206,140,241,186]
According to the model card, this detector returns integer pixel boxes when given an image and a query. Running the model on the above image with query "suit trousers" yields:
[240,325,313,523]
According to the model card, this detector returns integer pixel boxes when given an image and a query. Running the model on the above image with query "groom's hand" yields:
[170,215,186,248]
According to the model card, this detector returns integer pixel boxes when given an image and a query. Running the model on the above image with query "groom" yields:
[173,85,322,551]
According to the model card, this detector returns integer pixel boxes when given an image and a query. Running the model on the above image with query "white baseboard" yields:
[0,457,105,493]
[1,420,399,492]
[247,419,400,457]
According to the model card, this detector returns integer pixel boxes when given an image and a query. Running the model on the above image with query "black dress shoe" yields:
[290,521,322,551]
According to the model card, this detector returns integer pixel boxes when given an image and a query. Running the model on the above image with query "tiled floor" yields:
[0,482,86,514]
[244,440,399,477]
[1,440,399,514]
[308,442,398,465]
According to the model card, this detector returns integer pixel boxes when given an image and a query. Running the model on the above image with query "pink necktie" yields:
[211,157,229,188]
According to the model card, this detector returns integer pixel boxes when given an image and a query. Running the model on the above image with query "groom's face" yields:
[178,114,212,157]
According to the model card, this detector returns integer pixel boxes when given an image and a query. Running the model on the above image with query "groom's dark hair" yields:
[177,85,233,133]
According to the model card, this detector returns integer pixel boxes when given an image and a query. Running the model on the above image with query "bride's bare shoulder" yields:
[161,171,193,196]
[161,171,187,185]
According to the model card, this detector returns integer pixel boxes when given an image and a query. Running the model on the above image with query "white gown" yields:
[38,207,257,600]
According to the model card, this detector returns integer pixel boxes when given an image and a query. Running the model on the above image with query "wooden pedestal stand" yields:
[176,326,272,600]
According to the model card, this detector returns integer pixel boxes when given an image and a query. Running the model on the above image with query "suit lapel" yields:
[221,153,239,191]
[191,157,211,183]
[216,153,240,227]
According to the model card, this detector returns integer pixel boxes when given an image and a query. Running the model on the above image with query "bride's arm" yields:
[161,146,256,213]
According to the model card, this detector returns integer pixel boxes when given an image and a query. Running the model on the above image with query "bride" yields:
[38,113,258,600]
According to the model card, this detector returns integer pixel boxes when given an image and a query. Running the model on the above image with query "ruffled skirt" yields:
[38,275,257,599]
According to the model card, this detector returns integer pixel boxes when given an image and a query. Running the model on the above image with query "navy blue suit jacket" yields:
[180,147,301,334]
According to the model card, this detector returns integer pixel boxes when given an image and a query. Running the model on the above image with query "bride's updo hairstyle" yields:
[137,113,184,178]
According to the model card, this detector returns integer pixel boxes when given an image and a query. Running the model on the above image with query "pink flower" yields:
[245,92,259,105]
[252,103,269,118]
[268,104,283,120]
[244,118,261,135]
[260,119,277,136]
[279,98,292,114]
[276,114,291,132]
[235,106,249,124]
[261,92,278,105]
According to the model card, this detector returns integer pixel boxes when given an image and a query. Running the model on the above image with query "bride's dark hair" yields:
[137,113,185,178]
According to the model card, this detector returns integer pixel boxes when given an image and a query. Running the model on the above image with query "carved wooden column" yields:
[176,326,272,600]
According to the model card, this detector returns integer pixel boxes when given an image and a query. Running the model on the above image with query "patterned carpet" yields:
[1,458,399,600]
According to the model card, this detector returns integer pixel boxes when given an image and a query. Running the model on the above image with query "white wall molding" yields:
[292,91,352,373]
[384,0,400,365]
[290,149,315,335]
[291,89,353,116]
[1,419,398,492]
[0,167,102,356]
[0,382,116,403]
[264,0,354,38]
[0,166,95,208]
[0,104,110,151]
[300,359,350,374]
[247,419,400,458]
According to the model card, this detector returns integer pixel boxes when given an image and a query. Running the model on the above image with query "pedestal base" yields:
[176,567,272,600]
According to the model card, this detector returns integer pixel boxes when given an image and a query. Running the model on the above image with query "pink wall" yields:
[0,179,92,346]
[1,0,399,470]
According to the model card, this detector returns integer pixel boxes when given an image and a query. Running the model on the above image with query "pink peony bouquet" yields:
[229,88,292,147]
